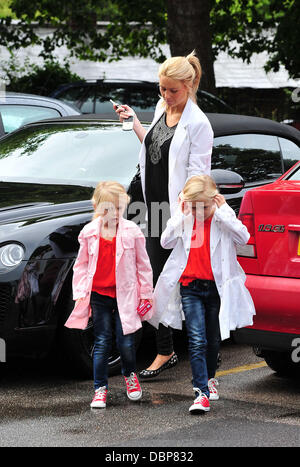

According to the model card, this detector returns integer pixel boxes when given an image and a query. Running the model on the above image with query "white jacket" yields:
[149,203,256,340]
[138,98,214,216]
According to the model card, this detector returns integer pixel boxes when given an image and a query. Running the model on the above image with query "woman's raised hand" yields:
[113,103,135,123]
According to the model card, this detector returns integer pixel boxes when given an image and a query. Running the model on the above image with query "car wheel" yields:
[58,293,143,378]
[263,350,300,378]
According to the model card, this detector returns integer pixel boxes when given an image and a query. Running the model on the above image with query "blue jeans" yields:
[180,280,221,398]
[90,292,136,390]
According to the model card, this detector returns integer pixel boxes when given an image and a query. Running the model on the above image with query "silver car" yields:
[0,92,81,136]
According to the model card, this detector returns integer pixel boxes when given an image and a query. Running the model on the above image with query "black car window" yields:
[58,86,95,113]
[0,124,141,186]
[0,105,61,133]
[197,93,230,113]
[55,82,233,115]
[94,85,158,114]
[212,134,282,183]
[278,137,300,172]
[80,87,96,113]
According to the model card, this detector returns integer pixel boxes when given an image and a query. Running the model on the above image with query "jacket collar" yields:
[182,208,222,257]
[152,97,194,129]
[84,215,128,237]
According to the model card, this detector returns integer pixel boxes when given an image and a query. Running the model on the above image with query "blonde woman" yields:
[150,175,255,413]
[65,181,153,408]
[114,51,214,379]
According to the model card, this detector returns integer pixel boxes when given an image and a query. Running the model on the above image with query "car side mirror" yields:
[211,169,245,194]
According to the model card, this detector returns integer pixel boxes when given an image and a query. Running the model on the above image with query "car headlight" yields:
[0,243,25,273]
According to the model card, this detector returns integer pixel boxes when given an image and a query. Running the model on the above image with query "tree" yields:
[166,0,216,93]
[211,0,299,80]
[0,0,298,95]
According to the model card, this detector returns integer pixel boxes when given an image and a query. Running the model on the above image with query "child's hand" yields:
[178,193,191,216]
[214,194,226,208]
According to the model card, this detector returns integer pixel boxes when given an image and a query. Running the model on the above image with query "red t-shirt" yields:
[92,236,116,298]
[180,216,214,285]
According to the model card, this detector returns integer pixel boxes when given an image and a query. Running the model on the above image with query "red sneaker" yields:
[189,388,210,413]
[90,386,107,408]
[124,372,142,401]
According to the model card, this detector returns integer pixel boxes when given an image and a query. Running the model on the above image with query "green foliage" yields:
[2,54,81,95]
[0,0,299,78]
[211,0,299,79]
[0,0,167,62]
[0,0,14,18]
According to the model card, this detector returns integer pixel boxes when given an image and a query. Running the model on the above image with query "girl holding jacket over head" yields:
[114,51,214,379]
[149,175,256,414]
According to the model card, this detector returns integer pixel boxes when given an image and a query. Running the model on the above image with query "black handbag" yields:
[127,164,144,204]
[127,164,146,222]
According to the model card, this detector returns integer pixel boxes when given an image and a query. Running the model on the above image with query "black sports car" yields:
[50,79,234,121]
[0,114,299,377]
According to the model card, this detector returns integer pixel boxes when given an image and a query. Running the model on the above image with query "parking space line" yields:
[216,361,267,377]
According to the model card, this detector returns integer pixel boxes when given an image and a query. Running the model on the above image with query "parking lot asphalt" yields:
[0,329,300,448]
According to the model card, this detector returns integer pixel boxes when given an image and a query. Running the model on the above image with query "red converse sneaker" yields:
[90,386,107,408]
[189,388,210,414]
[208,378,219,401]
[124,372,142,401]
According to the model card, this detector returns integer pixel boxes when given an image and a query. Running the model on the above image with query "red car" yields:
[234,159,300,376]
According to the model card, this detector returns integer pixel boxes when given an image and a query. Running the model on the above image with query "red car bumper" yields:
[233,274,300,351]
[245,274,300,334]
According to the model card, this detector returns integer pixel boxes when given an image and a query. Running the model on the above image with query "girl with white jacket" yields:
[149,175,255,414]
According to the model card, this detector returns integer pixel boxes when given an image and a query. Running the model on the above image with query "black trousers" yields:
[146,234,174,356]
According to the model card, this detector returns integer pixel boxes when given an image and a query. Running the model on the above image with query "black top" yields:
[144,113,177,234]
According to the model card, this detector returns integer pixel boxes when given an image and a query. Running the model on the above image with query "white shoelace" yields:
[126,373,139,390]
[193,387,206,402]
[95,386,107,398]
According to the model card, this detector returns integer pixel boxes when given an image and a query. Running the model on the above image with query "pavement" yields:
[0,329,300,448]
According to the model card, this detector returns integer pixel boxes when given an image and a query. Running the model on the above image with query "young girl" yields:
[149,175,255,414]
[65,181,153,409]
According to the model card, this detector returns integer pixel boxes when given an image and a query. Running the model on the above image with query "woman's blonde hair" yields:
[182,175,218,202]
[92,181,130,219]
[158,50,202,103]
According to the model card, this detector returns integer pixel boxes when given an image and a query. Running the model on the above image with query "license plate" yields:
[298,236,300,255]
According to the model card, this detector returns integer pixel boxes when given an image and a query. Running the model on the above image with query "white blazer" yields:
[138,98,214,216]
[148,203,256,341]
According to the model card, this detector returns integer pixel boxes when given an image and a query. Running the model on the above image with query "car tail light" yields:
[237,192,257,258]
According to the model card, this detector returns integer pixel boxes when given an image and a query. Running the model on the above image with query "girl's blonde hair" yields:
[158,50,202,103]
[92,181,130,219]
[182,175,218,202]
